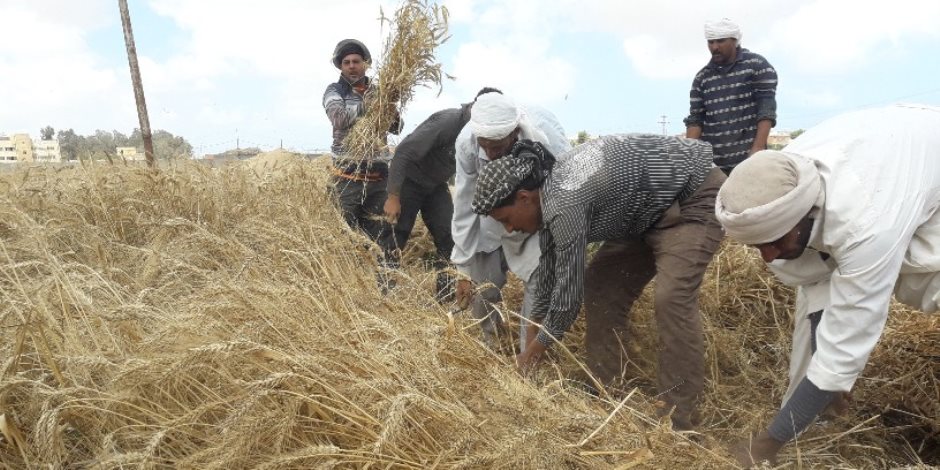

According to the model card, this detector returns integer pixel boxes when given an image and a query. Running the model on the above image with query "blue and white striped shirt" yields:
[683,47,778,172]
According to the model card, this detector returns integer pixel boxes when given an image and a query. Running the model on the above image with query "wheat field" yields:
[0,154,936,469]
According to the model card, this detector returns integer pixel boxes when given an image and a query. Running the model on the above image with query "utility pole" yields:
[118,0,155,167]
[658,115,670,136]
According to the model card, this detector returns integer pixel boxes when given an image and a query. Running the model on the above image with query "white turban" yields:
[704,18,742,41]
[715,151,823,245]
[470,92,522,140]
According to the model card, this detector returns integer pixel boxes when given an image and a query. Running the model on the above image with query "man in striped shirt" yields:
[684,19,778,174]
[471,135,725,430]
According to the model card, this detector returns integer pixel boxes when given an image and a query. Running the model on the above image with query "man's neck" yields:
[342,75,366,87]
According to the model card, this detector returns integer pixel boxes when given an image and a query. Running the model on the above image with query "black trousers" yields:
[391,181,454,268]
[332,177,395,257]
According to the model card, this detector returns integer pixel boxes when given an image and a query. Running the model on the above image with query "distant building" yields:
[768,131,792,148]
[13,134,34,162]
[0,133,61,162]
[34,139,61,162]
[116,146,143,160]
[0,135,15,162]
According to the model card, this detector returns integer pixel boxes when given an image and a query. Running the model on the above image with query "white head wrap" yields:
[470,93,522,140]
[715,151,822,245]
[704,18,742,42]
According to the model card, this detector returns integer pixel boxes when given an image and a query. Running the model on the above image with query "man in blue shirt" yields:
[684,19,778,174]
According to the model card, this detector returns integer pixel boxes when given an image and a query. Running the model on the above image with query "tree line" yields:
[41,126,193,161]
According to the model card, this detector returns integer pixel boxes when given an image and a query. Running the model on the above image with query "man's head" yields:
[704,19,741,65]
[472,141,556,234]
[470,92,522,160]
[332,39,371,83]
[715,150,824,262]
[752,216,814,262]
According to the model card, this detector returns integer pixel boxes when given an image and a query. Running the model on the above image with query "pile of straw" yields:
[0,160,718,468]
[0,159,935,468]
[342,0,450,159]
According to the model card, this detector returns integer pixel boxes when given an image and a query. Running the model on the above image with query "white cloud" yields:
[765,0,940,74]
[439,0,576,105]
[0,1,130,135]
[4,0,940,151]
[621,35,703,80]
[449,42,575,104]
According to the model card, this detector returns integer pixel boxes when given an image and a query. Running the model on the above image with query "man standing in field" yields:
[684,18,778,174]
[323,38,401,259]
[451,92,570,347]
[383,88,501,302]
[471,134,725,431]
[715,104,940,467]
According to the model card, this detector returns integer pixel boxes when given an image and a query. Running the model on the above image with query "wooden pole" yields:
[118,0,155,167]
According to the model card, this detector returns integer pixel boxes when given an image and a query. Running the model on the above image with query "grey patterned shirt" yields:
[532,134,714,346]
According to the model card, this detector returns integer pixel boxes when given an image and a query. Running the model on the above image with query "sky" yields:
[2,0,940,157]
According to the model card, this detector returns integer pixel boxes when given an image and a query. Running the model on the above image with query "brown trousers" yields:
[584,168,725,430]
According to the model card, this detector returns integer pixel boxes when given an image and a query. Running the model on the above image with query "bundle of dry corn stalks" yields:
[0,158,935,468]
[343,0,449,160]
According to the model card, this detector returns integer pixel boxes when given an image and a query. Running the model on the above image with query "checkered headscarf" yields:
[472,140,555,215]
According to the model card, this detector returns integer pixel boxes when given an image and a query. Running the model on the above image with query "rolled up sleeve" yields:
[752,61,778,125]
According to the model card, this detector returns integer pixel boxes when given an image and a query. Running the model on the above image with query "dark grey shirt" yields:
[532,134,714,346]
[386,104,471,195]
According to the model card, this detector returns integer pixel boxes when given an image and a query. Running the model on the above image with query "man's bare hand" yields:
[384,194,401,224]
[729,432,784,468]
[822,391,853,418]
[455,279,472,310]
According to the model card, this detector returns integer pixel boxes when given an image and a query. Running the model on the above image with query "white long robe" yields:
[770,104,940,397]
[451,105,571,282]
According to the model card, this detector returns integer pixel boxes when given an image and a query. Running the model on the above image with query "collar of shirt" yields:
[335,74,369,94]
[706,46,746,72]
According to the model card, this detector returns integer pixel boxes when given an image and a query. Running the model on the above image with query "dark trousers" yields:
[583,168,725,430]
[391,181,454,269]
[332,177,395,258]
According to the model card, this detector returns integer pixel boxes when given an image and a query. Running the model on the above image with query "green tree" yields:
[54,128,193,161]
[152,130,193,159]
[790,129,805,140]
[571,130,591,146]
[40,125,55,140]
[112,130,130,147]
[56,128,82,161]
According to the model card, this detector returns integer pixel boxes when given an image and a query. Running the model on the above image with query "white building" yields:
[0,135,16,162]
[0,133,61,163]
[34,139,61,162]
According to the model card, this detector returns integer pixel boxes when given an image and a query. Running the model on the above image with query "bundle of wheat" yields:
[342,0,449,160]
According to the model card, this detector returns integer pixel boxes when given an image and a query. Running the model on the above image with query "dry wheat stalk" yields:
[0,156,935,468]
[342,0,450,160]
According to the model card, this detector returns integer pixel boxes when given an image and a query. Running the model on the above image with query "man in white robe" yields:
[715,104,940,466]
